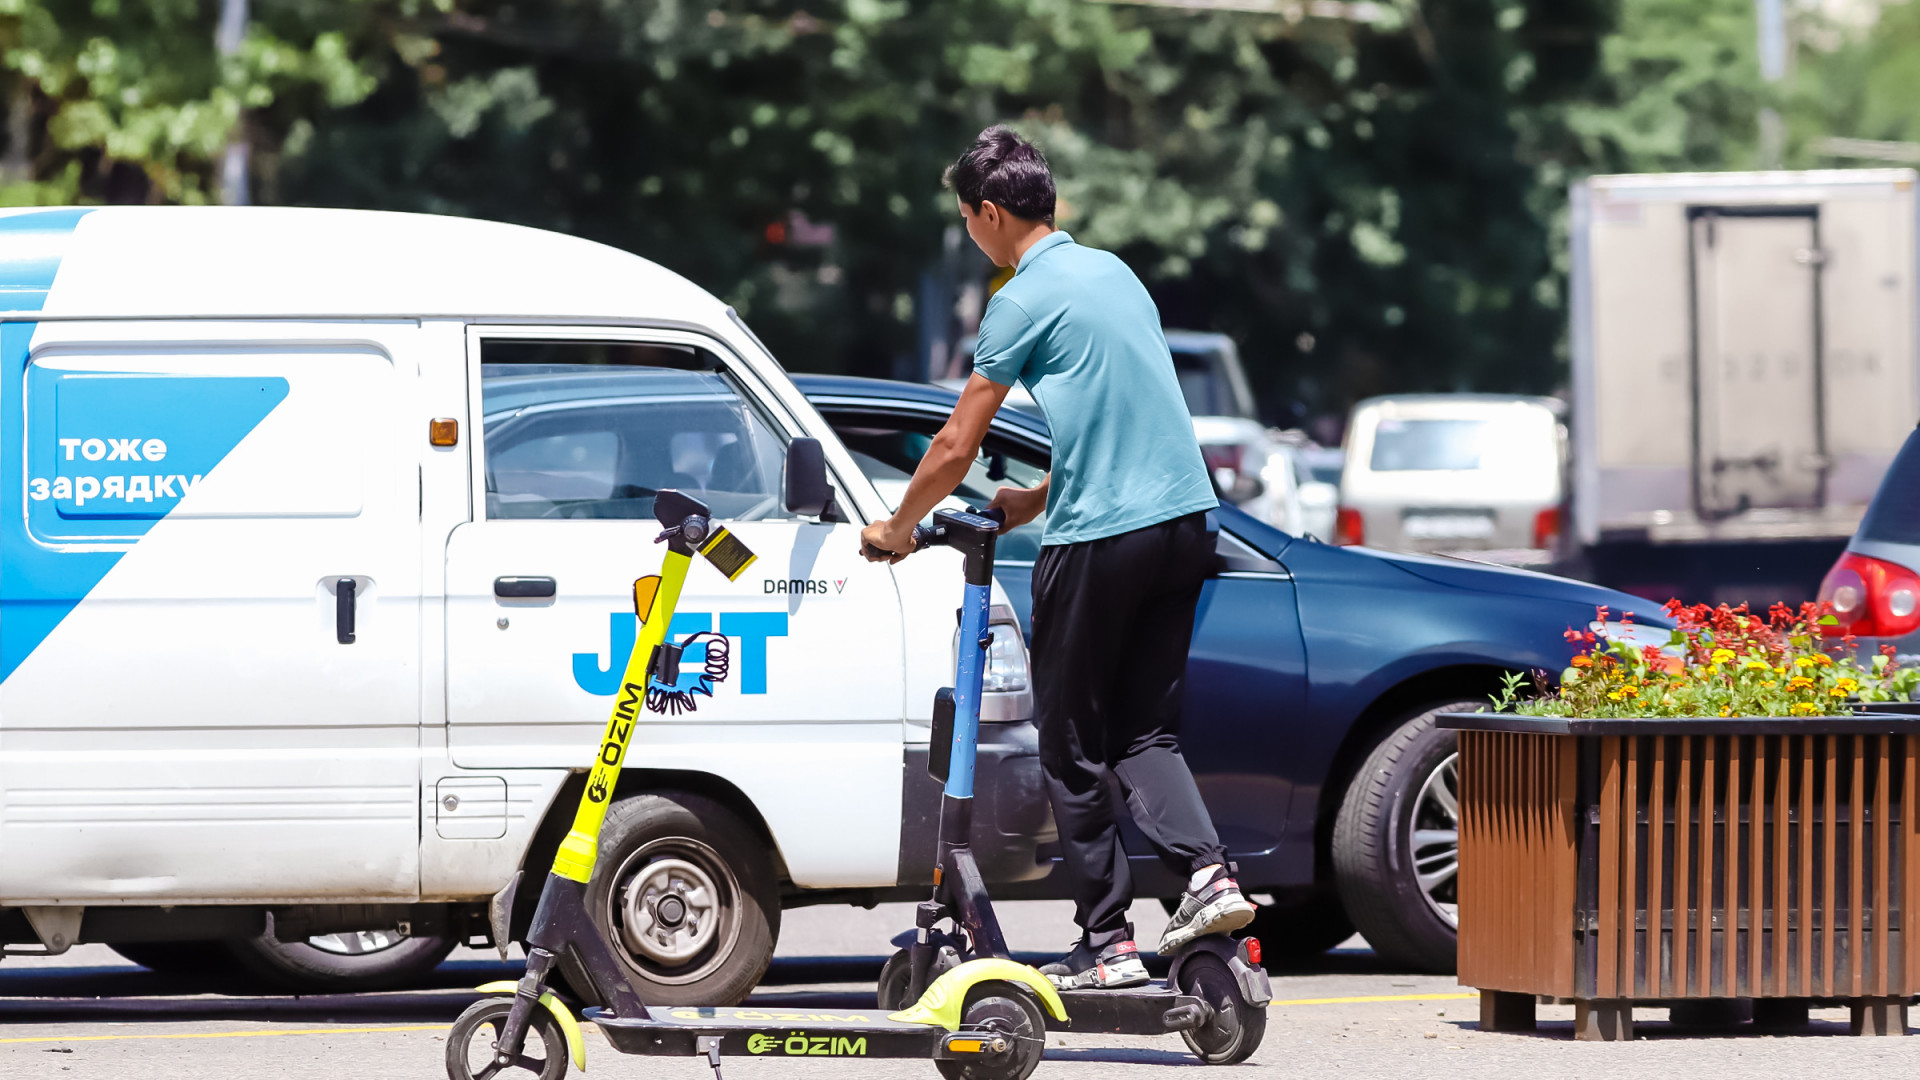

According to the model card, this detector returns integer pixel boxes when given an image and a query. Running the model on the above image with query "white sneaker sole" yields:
[1157,897,1256,954]
[1045,960,1151,990]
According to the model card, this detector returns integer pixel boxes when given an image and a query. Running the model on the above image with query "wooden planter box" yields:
[1438,712,1920,1040]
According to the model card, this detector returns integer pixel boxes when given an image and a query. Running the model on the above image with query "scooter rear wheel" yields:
[934,981,1046,1080]
[446,998,570,1080]
[877,948,914,1011]
[1176,952,1266,1065]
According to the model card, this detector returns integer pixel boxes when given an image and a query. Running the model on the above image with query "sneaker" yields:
[1158,868,1256,954]
[1039,937,1150,990]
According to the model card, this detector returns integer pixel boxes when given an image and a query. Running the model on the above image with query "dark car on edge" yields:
[799,374,1662,971]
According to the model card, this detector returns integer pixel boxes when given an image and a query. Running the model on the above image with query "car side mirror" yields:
[784,438,834,517]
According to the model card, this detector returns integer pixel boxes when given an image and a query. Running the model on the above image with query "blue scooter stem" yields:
[947,579,993,800]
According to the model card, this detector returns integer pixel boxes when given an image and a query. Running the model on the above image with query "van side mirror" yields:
[783,438,834,518]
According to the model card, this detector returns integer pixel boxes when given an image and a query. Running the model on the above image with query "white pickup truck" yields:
[0,206,1040,1004]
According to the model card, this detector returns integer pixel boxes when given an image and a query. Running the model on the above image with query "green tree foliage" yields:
[0,0,372,204]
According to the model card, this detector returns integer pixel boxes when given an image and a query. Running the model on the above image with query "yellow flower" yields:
[1608,690,1625,701]
[1793,701,1820,715]
[1621,685,1639,697]
[1814,654,1835,667]
[1795,656,1818,669]
[1720,707,1733,717]
[1742,659,1771,672]
[1835,677,1860,694]
[1762,681,1777,689]
[1787,676,1814,691]
[1712,649,1738,664]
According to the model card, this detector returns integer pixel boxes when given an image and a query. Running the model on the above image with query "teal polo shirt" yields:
[972,231,1218,546]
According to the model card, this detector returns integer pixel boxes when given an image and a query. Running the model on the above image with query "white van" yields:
[0,206,1039,1005]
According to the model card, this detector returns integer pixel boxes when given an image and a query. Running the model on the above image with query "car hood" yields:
[1365,548,1667,621]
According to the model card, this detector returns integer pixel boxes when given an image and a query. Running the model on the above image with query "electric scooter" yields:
[874,506,1270,1068]
[447,492,1067,1080]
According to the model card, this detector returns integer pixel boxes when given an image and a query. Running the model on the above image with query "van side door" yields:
[442,329,906,889]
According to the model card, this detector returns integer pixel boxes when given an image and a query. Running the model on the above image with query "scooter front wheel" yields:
[878,948,914,1010]
[934,981,1046,1080]
[446,998,570,1080]
[1176,951,1266,1065]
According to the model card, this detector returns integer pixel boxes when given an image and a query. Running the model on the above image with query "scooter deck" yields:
[1050,984,1206,1034]
[586,1004,945,1059]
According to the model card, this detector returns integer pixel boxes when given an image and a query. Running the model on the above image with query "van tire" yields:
[585,791,778,1007]
[1331,700,1471,973]
[225,930,458,992]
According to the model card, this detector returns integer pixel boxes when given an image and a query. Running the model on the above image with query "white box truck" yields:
[1568,169,1920,600]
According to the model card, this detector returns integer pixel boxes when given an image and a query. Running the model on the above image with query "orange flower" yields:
[1571,655,1593,668]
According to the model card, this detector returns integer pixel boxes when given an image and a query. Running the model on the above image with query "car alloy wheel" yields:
[1409,751,1459,929]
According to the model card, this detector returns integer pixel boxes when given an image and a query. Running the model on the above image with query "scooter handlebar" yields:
[863,506,1005,559]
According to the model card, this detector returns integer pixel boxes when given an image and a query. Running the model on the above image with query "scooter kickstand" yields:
[697,1035,725,1079]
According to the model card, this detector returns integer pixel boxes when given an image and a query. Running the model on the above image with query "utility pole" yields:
[1756,0,1786,168]
[217,0,249,204]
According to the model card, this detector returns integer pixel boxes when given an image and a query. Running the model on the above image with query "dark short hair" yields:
[943,126,1056,225]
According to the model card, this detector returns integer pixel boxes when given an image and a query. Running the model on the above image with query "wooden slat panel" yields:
[1853,734,1867,998]
[1774,733,1790,996]
[1826,736,1839,997]
[1597,736,1621,998]
[1724,735,1739,998]
[1649,737,1668,998]
[1623,737,1640,996]
[1758,730,1766,991]
[1803,738,1815,996]
[1907,736,1919,995]
[1551,734,1577,997]
[1876,734,1891,997]
[1675,736,1694,995]
[1700,735,1718,996]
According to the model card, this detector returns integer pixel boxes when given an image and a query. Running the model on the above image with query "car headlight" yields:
[956,604,1031,694]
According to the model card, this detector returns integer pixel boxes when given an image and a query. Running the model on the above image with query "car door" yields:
[442,329,907,888]
[0,321,425,902]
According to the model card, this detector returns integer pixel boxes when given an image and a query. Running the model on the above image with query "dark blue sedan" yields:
[799,375,1659,971]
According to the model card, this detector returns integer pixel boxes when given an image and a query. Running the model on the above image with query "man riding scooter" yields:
[861,125,1256,991]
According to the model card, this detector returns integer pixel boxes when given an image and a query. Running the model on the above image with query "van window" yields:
[479,340,796,521]
[1859,429,1920,544]
[1368,418,1492,472]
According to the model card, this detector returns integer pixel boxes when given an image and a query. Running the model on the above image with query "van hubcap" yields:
[611,841,739,981]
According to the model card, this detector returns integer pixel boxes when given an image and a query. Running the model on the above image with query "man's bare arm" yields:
[859,373,1012,560]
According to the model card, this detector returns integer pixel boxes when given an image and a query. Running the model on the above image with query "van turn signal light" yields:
[429,418,459,446]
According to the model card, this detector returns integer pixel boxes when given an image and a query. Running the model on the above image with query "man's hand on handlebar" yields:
[860,518,917,564]
[986,480,1048,530]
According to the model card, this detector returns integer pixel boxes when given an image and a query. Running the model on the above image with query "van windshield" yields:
[1369,418,1495,472]
[1859,430,1920,544]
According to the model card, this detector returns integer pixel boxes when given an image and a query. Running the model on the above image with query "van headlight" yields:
[956,603,1031,695]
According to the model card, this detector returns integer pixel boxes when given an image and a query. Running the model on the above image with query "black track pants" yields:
[1030,509,1227,940]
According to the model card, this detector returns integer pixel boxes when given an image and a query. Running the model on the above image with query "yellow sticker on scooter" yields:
[700,527,757,581]
[633,575,661,623]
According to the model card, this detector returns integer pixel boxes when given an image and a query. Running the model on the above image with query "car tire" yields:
[225,929,458,992]
[584,791,779,1007]
[1331,700,1471,973]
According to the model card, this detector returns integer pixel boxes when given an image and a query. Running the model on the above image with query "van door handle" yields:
[336,578,357,644]
[495,576,557,598]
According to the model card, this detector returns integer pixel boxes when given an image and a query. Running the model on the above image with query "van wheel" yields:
[226,929,458,991]
[1331,700,1471,973]
[587,792,778,1007]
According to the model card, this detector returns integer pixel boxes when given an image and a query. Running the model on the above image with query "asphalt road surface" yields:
[0,899,1913,1079]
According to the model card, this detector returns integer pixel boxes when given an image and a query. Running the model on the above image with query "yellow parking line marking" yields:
[0,1025,448,1045]
[1275,992,1479,1006]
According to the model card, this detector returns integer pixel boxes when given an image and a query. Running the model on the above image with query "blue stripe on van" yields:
[0,210,286,681]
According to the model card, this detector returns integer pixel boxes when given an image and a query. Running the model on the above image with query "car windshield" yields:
[1369,418,1496,472]
[1859,429,1920,544]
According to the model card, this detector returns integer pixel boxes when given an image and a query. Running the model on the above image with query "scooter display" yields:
[447,493,1066,1080]
[876,507,1270,1068]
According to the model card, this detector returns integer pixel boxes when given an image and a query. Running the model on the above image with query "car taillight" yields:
[1533,507,1561,550]
[1818,551,1920,638]
[1335,507,1364,546]
[1201,444,1244,475]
